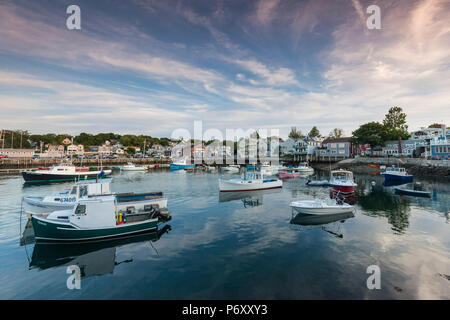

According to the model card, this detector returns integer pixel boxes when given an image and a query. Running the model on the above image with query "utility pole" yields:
[20,131,23,149]
[11,131,14,149]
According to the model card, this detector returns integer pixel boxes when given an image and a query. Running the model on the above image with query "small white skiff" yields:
[290,198,354,215]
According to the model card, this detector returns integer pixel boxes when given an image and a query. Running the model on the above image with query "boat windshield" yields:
[74,204,86,215]
[70,186,78,195]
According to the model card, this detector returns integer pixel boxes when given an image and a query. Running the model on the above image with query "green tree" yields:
[351,122,386,152]
[328,128,344,139]
[308,126,320,138]
[382,107,410,140]
[288,127,303,140]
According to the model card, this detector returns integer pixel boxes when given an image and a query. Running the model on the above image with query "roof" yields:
[322,137,352,144]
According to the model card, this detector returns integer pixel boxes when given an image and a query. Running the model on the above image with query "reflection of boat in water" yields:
[219,188,281,207]
[29,225,171,277]
[290,212,354,238]
[291,211,354,226]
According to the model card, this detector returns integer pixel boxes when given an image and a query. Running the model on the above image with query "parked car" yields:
[0,154,8,159]
[32,154,40,159]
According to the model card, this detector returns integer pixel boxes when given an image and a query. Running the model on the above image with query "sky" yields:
[0,0,449,139]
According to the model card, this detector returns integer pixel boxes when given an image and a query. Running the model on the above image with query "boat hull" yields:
[328,184,356,194]
[290,202,354,215]
[279,172,300,179]
[394,188,431,197]
[22,170,112,183]
[23,196,75,209]
[219,179,282,192]
[381,173,413,183]
[170,163,195,170]
[31,215,159,242]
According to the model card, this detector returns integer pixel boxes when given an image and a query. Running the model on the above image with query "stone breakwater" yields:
[312,158,449,181]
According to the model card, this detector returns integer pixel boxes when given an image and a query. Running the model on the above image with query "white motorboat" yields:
[290,198,354,215]
[329,169,357,194]
[121,162,148,171]
[221,165,241,173]
[219,170,282,192]
[260,163,279,176]
[22,161,111,183]
[23,179,112,210]
[295,162,314,173]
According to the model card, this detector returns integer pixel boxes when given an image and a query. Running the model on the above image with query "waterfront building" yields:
[316,137,353,158]
[429,136,450,159]
[66,144,84,155]
[382,139,427,157]
[279,138,296,155]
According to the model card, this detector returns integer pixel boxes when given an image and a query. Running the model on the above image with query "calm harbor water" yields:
[0,169,448,299]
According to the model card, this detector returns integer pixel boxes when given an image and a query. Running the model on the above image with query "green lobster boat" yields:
[30,193,171,242]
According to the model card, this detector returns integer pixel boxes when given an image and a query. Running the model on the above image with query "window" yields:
[71,187,77,195]
[80,186,88,197]
[75,204,86,215]
[339,143,345,148]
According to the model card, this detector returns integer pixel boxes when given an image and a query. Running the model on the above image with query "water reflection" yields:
[357,185,411,234]
[219,188,282,208]
[26,225,171,278]
[290,212,355,238]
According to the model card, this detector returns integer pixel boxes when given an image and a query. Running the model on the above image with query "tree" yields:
[288,127,303,140]
[382,107,409,140]
[328,128,344,139]
[308,126,320,138]
[351,122,386,151]
[428,123,442,128]
[126,147,135,155]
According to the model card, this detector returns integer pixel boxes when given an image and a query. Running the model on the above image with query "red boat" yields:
[328,169,357,194]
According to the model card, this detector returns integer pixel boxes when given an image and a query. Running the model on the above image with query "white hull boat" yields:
[295,162,314,174]
[290,199,354,215]
[23,179,112,210]
[122,163,148,171]
[221,165,240,173]
[219,170,282,192]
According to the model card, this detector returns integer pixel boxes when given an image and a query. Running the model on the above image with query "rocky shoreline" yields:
[311,158,449,182]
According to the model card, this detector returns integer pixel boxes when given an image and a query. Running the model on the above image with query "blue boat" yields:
[381,166,413,183]
[170,158,195,170]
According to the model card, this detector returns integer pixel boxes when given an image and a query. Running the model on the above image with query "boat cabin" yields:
[385,166,407,174]
[330,169,354,181]
[242,171,263,181]
[70,179,111,199]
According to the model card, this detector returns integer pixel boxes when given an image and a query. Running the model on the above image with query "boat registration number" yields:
[60,197,77,203]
